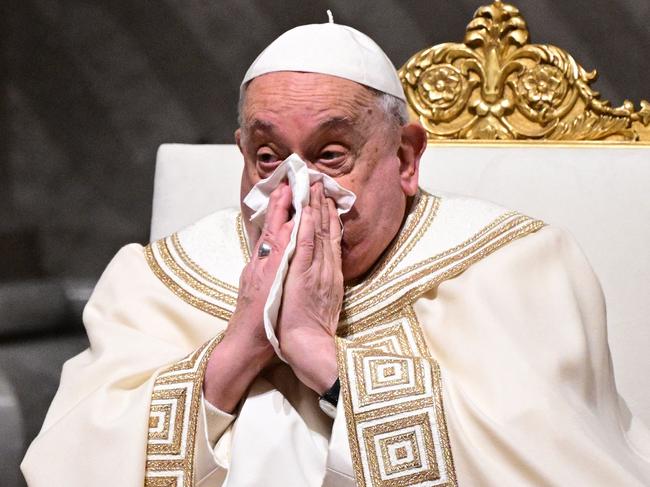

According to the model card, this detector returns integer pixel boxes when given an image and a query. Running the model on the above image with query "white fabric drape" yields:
[22,220,650,486]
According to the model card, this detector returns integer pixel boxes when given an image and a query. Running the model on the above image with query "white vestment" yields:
[22,190,650,486]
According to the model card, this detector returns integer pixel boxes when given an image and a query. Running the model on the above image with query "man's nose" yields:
[290,153,317,170]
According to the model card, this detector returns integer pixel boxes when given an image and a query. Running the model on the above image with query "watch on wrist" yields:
[318,378,340,419]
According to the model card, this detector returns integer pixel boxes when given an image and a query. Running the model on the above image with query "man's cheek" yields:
[340,219,363,250]
[239,165,259,200]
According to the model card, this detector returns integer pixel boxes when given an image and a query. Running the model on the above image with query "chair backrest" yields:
[151,142,650,427]
[151,144,244,241]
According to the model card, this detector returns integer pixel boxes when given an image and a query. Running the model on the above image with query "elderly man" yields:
[22,20,650,487]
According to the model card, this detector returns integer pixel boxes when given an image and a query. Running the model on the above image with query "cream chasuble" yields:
[22,190,650,486]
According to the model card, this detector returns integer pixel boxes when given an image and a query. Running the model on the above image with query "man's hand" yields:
[278,182,343,395]
[203,182,293,412]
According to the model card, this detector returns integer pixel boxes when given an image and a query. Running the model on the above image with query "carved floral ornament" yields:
[399,0,650,142]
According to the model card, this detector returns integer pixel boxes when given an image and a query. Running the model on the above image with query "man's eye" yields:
[318,148,346,164]
[321,151,340,160]
[256,149,280,165]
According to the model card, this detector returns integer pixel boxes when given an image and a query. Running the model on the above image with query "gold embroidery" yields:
[145,335,223,487]
[382,195,438,278]
[342,217,543,322]
[145,478,185,487]
[354,351,425,408]
[393,212,523,278]
[337,336,367,486]
[344,209,517,311]
[343,199,527,319]
[397,220,544,318]
[236,213,251,263]
[144,244,232,320]
[147,388,187,456]
[144,210,245,319]
[356,192,428,280]
[149,402,174,441]
[336,307,457,487]
[157,239,237,307]
[170,233,238,293]
[345,320,415,356]
[365,413,439,484]
[345,192,438,302]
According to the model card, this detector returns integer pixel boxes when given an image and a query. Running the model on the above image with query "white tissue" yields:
[243,154,356,361]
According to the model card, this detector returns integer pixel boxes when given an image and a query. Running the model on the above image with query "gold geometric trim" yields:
[345,206,518,312]
[364,412,439,484]
[397,212,521,276]
[336,306,457,487]
[170,233,238,293]
[353,351,425,409]
[147,388,187,455]
[157,239,236,306]
[345,191,439,303]
[342,213,543,323]
[236,213,252,263]
[349,218,543,325]
[145,335,223,487]
[400,1,650,142]
[144,243,232,320]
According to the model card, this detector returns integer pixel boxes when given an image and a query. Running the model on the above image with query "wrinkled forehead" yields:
[239,71,380,127]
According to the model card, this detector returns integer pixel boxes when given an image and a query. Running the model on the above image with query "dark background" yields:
[0,1,648,484]
[2,0,649,282]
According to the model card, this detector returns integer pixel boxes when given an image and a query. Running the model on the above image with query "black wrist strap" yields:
[320,378,340,407]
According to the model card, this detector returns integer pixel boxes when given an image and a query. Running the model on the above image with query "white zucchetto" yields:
[242,20,406,101]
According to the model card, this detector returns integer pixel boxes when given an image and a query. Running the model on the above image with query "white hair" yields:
[374,90,409,127]
[237,83,409,129]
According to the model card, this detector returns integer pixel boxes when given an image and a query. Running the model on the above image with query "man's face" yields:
[236,72,421,282]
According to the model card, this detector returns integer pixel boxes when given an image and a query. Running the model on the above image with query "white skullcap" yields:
[242,20,406,101]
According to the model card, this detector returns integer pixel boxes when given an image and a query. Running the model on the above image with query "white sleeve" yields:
[194,394,236,484]
[203,397,236,445]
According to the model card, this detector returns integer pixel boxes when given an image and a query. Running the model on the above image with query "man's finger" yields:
[263,182,292,235]
[321,191,334,272]
[320,184,330,237]
[253,183,292,261]
[293,206,315,270]
[310,183,324,266]
[327,198,343,269]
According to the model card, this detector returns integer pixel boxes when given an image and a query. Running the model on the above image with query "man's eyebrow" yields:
[245,119,276,133]
[244,115,359,137]
[317,116,357,131]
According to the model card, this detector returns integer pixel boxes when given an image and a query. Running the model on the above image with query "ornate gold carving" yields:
[399,1,650,142]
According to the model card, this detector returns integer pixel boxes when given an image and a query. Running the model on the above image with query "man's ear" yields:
[397,123,427,196]
[235,128,244,154]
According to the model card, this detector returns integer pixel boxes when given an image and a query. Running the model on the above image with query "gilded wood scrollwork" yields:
[399,1,650,142]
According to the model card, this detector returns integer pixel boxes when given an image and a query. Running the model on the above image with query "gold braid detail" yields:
[144,243,232,320]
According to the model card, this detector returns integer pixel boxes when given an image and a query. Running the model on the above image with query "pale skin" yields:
[203,72,428,413]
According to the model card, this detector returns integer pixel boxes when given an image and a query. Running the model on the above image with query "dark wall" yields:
[3,0,649,279]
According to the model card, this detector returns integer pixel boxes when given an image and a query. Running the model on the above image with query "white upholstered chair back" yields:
[151,142,650,426]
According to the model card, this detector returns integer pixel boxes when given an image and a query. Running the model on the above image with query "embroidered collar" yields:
[145,190,544,322]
